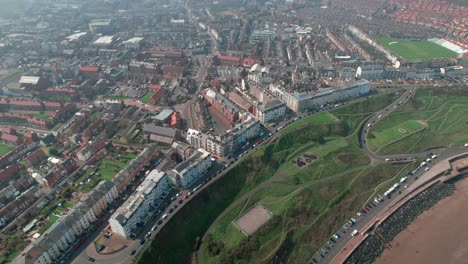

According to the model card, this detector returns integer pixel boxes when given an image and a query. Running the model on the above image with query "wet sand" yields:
[375,177,468,264]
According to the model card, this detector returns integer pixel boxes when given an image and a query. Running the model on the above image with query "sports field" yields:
[367,120,426,152]
[377,37,457,60]
[371,87,468,155]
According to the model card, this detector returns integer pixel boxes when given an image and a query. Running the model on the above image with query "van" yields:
[431,154,438,159]
[351,229,359,236]
[162,214,168,220]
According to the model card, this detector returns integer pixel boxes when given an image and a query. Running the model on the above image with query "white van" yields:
[162,214,168,220]
[351,229,359,237]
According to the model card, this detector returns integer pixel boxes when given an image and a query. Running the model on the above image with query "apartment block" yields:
[109,170,170,238]
[169,149,213,187]
[275,80,370,112]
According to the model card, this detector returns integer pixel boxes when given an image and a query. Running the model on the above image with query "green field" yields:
[377,37,457,60]
[77,152,138,192]
[367,120,426,151]
[282,112,335,132]
[138,93,416,264]
[0,143,13,156]
[140,92,154,104]
[371,87,468,155]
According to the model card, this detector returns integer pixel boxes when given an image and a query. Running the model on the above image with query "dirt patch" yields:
[291,152,318,168]
[233,204,273,236]
[375,177,468,264]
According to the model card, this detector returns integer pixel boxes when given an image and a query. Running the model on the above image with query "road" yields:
[308,86,467,264]
[69,85,451,264]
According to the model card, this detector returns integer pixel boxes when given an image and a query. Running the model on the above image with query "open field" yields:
[140,92,153,104]
[377,37,457,60]
[282,112,335,132]
[138,93,412,264]
[0,143,13,156]
[367,120,426,151]
[372,87,468,155]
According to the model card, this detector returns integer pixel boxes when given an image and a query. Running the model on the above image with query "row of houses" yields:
[13,145,161,264]
[270,79,370,112]
[12,181,118,264]
[0,99,64,112]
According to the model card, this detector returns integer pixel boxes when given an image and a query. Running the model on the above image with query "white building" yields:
[109,170,170,238]
[186,117,261,157]
[169,149,212,187]
[248,64,271,85]
[13,204,96,264]
[122,37,144,50]
[274,79,370,112]
[256,99,287,123]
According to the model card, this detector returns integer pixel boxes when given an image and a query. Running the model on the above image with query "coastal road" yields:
[309,86,467,264]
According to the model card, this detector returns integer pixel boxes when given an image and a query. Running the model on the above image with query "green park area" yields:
[282,112,335,132]
[137,92,414,264]
[367,120,426,152]
[377,37,457,60]
[369,87,468,155]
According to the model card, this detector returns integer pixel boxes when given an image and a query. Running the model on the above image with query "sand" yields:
[375,177,468,264]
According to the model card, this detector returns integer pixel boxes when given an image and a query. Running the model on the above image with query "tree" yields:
[49,148,60,157]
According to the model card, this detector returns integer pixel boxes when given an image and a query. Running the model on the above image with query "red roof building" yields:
[1,133,22,145]
[80,66,99,79]
[2,128,16,135]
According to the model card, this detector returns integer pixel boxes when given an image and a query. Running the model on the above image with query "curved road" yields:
[309,87,467,264]
[71,86,457,264]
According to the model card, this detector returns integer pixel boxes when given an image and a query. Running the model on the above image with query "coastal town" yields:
[0,0,466,264]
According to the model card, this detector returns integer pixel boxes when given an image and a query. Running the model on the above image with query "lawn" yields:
[367,120,426,151]
[282,112,335,132]
[373,87,468,155]
[51,122,63,131]
[0,143,13,156]
[138,91,412,264]
[377,37,457,60]
[140,92,154,104]
[32,112,49,119]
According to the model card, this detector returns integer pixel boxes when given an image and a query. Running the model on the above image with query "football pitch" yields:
[377,37,457,60]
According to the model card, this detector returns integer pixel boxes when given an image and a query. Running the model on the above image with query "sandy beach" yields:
[375,177,468,264]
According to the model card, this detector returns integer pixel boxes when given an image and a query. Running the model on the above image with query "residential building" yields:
[169,149,212,187]
[248,64,272,85]
[256,100,287,123]
[186,117,261,157]
[109,170,170,237]
[143,124,176,144]
[276,79,370,112]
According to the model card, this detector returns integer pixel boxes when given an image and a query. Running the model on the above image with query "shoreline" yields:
[374,176,468,264]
